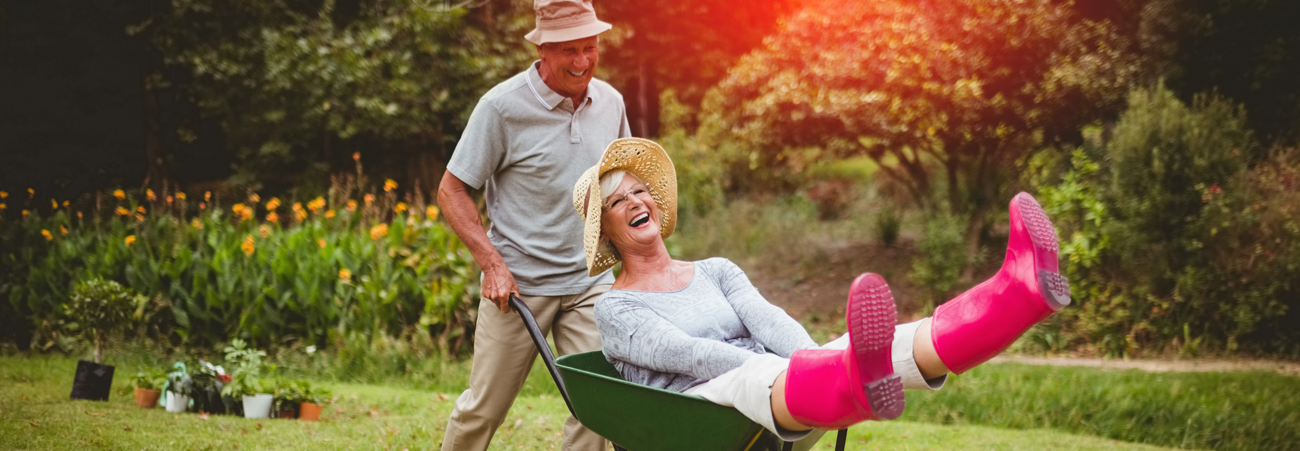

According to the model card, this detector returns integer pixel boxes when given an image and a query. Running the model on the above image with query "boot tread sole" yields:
[866,375,905,420]
[1018,194,1073,310]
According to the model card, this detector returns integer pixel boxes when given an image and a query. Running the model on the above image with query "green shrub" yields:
[0,180,479,354]
[64,278,144,364]
[909,213,972,311]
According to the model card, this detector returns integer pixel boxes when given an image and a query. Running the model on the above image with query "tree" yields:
[705,0,1136,265]
[131,0,534,191]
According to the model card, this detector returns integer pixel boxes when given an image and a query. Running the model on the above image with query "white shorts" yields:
[682,319,947,443]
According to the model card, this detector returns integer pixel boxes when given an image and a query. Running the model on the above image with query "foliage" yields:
[909,213,975,310]
[129,0,535,188]
[222,339,270,398]
[132,366,167,391]
[273,378,331,410]
[873,203,902,247]
[1,176,479,354]
[704,0,1138,264]
[164,362,193,396]
[63,278,145,364]
[1033,85,1299,356]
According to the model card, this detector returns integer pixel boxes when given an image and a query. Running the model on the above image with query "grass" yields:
[6,352,1296,451]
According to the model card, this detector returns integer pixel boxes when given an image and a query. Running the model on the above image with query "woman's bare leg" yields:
[912,319,951,379]
[769,371,813,431]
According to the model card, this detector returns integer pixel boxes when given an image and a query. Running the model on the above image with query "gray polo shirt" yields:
[447,61,629,296]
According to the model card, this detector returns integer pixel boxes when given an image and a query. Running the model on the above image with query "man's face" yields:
[537,36,600,101]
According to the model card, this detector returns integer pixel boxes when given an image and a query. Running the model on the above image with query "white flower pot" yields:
[165,392,189,413]
[242,394,273,419]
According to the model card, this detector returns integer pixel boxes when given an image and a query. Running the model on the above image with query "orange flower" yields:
[137,206,146,214]
[325,209,336,218]
[346,200,358,212]
[369,223,389,240]
[394,202,408,214]
[0,203,6,211]
[232,203,245,214]
[241,235,255,256]
[115,206,130,216]
[364,194,375,206]
[265,197,281,211]
[22,209,30,218]
[27,188,35,197]
[41,229,53,241]
[426,205,440,221]
[166,196,174,204]
[352,152,361,162]
[204,191,211,202]
[307,197,325,212]
[146,189,156,201]
[77,211,82,220]
[339,268,352,281]
[125,235,136,246]
[135,213,145,222]
[113,189,125,200]
[0,190,7,199]
[50,199,58,209]
[62,200,69,208]
[176,192,187,201]
[318,238,327,248]
[191,218,203,229]
[293,203,306,221]
[259,224,271,238]
[266,212,279,223]
[60,226,68,236]
[199,202,206,210]
[249,193,260,204]
[384,179,397,192]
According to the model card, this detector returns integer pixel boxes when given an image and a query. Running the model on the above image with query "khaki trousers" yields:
[441,284,611,451]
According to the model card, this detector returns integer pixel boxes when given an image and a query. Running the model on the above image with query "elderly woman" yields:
[570,138,1071,440]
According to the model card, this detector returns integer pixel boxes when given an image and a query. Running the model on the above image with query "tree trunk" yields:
[141,68,168,193]
[962,201,991,281]
[94,329,105,364]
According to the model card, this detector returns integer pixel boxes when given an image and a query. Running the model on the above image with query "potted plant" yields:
[131,367,166,408]
[272,377,301,419]
[162,362,193,413]
[297,381,331,422]
[221,339,273,419]
[190,360,230,415]
[64,278,144,401]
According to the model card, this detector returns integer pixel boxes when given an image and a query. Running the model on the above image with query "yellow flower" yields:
[50,199,58,209]
[339,268,352,281]
[307,196,325,212]
[125,235,136,246]
[113,189,125,200]
[394,202,407,214]
[346,200,358,212]
[265,197,281,211]
[318,238,326,248]
[146,189,156,201]
[384,179,397,192]
[191,218,203,229]
[426,205,440,221]
[325,209,336,218]
[62,201,69,208]
[115,206,130,216]
[369,223,388,240]
[259,224,271,238]
[0,190,7,199]
[176,192,187,200]
[364,194,375,205]
[60,226,68,236]
[241,235,255,256]
[0,203,6,211]
[28,188,35,197]
[41,229,53,241]
[266,212,279,223]
[22,209,30,218]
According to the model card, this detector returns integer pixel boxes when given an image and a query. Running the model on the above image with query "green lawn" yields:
[0,354,1180,451]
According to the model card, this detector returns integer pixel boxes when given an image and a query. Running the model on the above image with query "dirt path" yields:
[990,355,1300,376]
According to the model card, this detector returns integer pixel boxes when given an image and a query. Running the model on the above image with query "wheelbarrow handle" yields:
[509,294,578,418]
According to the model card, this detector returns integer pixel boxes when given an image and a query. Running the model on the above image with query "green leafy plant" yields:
[221,339,271,398]
[63,278,145,364]
[133,367,167,391]
[163,362,193,396]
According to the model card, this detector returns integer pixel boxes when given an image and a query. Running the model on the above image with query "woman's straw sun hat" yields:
[572,138,678,276]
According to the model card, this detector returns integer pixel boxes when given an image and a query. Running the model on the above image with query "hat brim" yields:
[572,138,678,276]
[526,20,612,45]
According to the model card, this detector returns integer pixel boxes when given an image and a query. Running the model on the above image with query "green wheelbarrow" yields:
[509,295,848,451]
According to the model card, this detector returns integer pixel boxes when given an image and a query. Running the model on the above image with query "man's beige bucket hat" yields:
[572,138,678,276]
[525,0,613,45]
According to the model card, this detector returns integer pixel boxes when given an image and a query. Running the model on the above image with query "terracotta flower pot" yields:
[134,387,161,408]
[299,402,322,421]
[277,408,296,419]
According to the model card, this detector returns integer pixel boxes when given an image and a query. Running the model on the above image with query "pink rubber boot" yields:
[930,192,1072,374]
[783,273,904,429]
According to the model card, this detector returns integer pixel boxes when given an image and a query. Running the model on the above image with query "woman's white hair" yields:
[599,170,635,201]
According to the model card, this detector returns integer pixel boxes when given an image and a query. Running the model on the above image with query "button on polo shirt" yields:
[447,61,631,296]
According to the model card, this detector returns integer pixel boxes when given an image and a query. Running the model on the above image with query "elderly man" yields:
[436,1,628,450]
